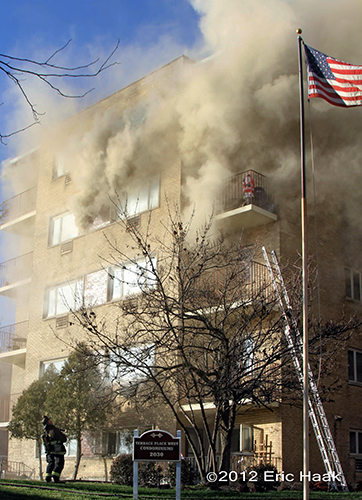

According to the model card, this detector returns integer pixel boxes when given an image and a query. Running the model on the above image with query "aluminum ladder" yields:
[262,247,348,492]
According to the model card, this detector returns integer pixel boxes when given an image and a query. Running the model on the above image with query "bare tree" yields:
[0,39,119,144]
[71,209,360,484]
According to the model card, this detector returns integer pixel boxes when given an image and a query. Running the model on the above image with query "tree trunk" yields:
[72,435,82,480]
[219,429,232,474]
[37,440,43,481]
[218,404,237,478]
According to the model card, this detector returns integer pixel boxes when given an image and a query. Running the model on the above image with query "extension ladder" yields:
[262,247,348,492]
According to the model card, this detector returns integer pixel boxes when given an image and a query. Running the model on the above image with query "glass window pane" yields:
[230,428,240,453]
[242,425,253,452]
[358,433,362,454]
[126,191,139,216]
[108,433,117,455]
[112,268,123,300]
[57,283,76,315]
[84,270,108,307]
[47,289,56,317]
[350,431,357,454]
[356,352,362,383]
[354,272,361,301]
[117,431,133,454]
[123,263,140,296]
[149,178,159,209]
[348,350,355,381]
[51,217,61,246]
[53,157,65,179]
[345,268,352,299]
[66,439,77,456]
[243,338,254,370]
[61,213,78,242]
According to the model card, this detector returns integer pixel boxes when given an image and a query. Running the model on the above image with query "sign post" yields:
[133,429,139,500]
[133,429,181,500]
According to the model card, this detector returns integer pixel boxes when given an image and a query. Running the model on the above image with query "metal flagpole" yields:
[297,28,309,500]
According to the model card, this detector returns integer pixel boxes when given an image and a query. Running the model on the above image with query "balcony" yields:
[0,395,9,424]
[0,321,28,367]
[0,253,33,297]
[196,261,273,307]
[0,187,37,235]
[216,170,277,229]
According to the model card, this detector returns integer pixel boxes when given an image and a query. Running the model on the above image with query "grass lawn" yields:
[1,480,362,500]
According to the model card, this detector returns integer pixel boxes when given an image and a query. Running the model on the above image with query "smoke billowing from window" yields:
[5,0,362,231]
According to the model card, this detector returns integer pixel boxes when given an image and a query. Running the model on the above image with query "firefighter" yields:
[42,415,67,482]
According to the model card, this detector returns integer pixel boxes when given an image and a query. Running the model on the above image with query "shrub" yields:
[139,461,163,488]
[110,454,163,487]
[246,463,280,492]
[110,454,133,486]
[167,459,199,486]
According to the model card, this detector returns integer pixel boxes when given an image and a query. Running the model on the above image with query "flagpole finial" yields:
[296,28,303,35]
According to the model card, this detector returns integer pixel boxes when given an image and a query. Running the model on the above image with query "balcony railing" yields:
[0,459,36,479]
[0,395,9,423]
[197,261,272,306]
[0,253,33,289]
[217,170,274,215]
[0,321,28,353]
[0,187,37,226]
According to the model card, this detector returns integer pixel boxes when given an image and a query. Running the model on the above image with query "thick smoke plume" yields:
[7,0,362,232]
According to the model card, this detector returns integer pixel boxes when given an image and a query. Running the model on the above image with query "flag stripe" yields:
[305,44,362,107]
[308,78,362,99]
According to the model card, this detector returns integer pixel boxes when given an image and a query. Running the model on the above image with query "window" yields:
[108,257,157,301]
[99,429,147,456]
[49,212,79,246]
[345,268,361,301]
[350,430,362,455]
[242,337,254,372]
[52,154,69,180]
[43,279,83,318]
[84,270,108,308]
[348,349,362,384]
[37,438,76,458]
[105,344,154,384]
[40,357,67,377]
[120,177,159,217]
[43,270,109,319]
[240,425,254,453]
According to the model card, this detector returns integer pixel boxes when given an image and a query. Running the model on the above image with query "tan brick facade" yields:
[1,55,362,489]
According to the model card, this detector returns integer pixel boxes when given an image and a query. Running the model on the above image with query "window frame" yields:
[43,278,84,319]
[345,267,361,302]
[108,256,157,302]
[48,211,79,247]
[105,344,155,385]
[52,154,70,181]
[350,430,362,456]
[119,176,160,218]
[43,268,109,319]
[348,348,362,385]
[39,357,68,377]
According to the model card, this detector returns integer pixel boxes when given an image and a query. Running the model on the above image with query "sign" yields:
[133,429,181,462]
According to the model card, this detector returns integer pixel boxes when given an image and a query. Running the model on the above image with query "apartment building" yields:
[0,54,361,487]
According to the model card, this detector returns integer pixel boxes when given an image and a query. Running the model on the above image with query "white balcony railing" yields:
[0,321,28,353]
[0,187,37,226]
[0,253,33,289]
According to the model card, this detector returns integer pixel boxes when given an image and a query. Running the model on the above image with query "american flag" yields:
[305,44,362,107]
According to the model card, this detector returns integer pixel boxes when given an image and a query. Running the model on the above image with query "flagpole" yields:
[297,28,309,500]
